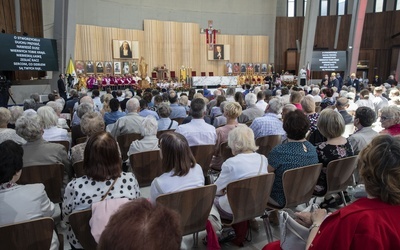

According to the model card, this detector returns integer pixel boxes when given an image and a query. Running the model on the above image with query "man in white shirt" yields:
[373,86,389,114]
[255,91,268,112]
[175,98,216,146]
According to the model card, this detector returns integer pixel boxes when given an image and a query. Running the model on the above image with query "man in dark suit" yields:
[347,73,360,92]
[336,97,353,124]
[57,74,67,101]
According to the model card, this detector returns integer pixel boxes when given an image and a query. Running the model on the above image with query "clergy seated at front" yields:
[175,98,217,147]
[110,98,144,138]
[168,91,187,119]
[250,97,286,140]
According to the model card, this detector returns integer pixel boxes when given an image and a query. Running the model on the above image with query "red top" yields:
[381,124,400,136]
[310,198,400,249]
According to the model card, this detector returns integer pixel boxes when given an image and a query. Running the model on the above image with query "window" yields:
[375,0,384,12]
[304,0,308,16]
[338,0,346,15]
[288,0,295,17]
[320,0,329,16]
[397,0,400,10]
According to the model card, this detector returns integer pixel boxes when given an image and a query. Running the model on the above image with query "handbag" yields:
[279,211,309,250]
[89,178,130,242]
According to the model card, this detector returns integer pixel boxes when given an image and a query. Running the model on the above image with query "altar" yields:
[192,76,238,87]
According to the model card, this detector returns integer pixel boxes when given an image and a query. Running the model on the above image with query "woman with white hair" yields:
[46,101,69,129]
[0,107,26,144]
[214,125,268,220]
[128,115,159,156]
[37,106,70,142]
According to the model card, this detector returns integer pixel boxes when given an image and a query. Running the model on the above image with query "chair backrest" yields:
[156,129,175,138]
[245,120,253,127]
[18,164,64,203]
[326,155,358,195]
[76,137,87,145]
[50,140,70,153]
[0,217,55,250]
[116,133,143,161]
[73,161,85,178]
[220,141,234,163]
[201,72,206,76]
[129,150,163,187]
[156,184,217,236]
[225,173,275,225]
[209,72,214,76]
[172,117,185,125]
[192,71,197,77]
[69,209,97,250]
[190,144,214,175]
[281,163,323,208]
[170,71,176,78]
[255,135,282,157]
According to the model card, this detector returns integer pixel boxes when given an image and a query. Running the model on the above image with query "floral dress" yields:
[314,141,354,195]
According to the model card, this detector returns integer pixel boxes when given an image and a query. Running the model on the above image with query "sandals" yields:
[319,196,338,209]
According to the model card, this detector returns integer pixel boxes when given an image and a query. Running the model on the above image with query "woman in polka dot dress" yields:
[62,131,141,249]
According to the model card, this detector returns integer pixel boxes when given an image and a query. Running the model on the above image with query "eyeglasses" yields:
[380,116,394,121]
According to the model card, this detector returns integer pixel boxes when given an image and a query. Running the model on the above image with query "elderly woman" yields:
[156,103,178,131]
[210,102,242,171]
[15,112,71,177]
[210,95,227,121]
[0,140,59,250]
[214,125,268,219]
[37,106,70,142]
[213,101,228,128]
[314,109,354,207]
[149,132,204,204]
[46,101,69,129]
[355,89,375,110]
[8,105,24,129]
[70,112,105,165]
[301,95,319,132]
[71,103,94,147]
[0,107,26,144]
[379,105,400,136]
[265,135,400,250]
[63,131,141,249]
[268,110,319,207]
[128,115,159,156]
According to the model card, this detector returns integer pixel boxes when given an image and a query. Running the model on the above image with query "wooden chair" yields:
[222,173,275,226]
[267,163,323,209]
[192,71,197,77]
[322,156,358,206]
[0,217,55,250]
[190,144,214,175]
[73,161,85,178]
[209,72,214,76]
[156,129,175,138]
[172,117,185,125]
[116,133,143,162]
[18,163,64,203]
[76,137,87,145]
[245,120,253,127]
[129,150,162,187]
[255,135,282,157]
[50,140,70,153]
[201,72,206,76]
[69,209,97,250]
[156,184,217,246]
[220,141,234,163]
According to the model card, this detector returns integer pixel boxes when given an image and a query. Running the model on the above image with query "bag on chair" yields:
[279,211,309,250]
[89,179,130,242]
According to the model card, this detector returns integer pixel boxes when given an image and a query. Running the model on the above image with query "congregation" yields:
[2,72,400,249]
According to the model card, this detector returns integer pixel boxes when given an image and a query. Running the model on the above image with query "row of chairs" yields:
[2,155,358,249]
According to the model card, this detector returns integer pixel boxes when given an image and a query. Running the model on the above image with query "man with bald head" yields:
[111,98,144,138]
[336,97,353,124]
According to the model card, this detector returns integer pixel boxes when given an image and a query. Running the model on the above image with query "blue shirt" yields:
[269,141,319,207]
[169,103,187,119]
[250,113,286,140]
[139,109,159,120]
[104,111,126,126]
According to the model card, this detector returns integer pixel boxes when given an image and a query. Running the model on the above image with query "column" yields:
[298,0,320,85]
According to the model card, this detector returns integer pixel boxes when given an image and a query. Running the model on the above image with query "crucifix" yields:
[201,20,221,50]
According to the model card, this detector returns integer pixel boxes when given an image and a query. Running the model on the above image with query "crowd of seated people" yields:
[3,73,400,249]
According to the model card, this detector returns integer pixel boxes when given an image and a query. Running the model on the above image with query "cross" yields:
[200,20,221,50]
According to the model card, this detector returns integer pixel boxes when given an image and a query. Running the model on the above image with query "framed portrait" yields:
[226,62,233,75]
[104,62,112,74]
[75,60,85,74]
[112,40,139,59]
[261,63,267,73]
[122,62,130,74]
[131,61,138,74]
[254,64,260,73]
[240,63,246,73]
[96,61,104,73]
[114,62,121,75]
[233,63,240,74]
[86,61,94,73]
[207,44,230,61]
[213,44,224,60]
[247,63,253,69]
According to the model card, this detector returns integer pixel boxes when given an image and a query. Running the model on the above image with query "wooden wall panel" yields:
[75,20,269,77]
